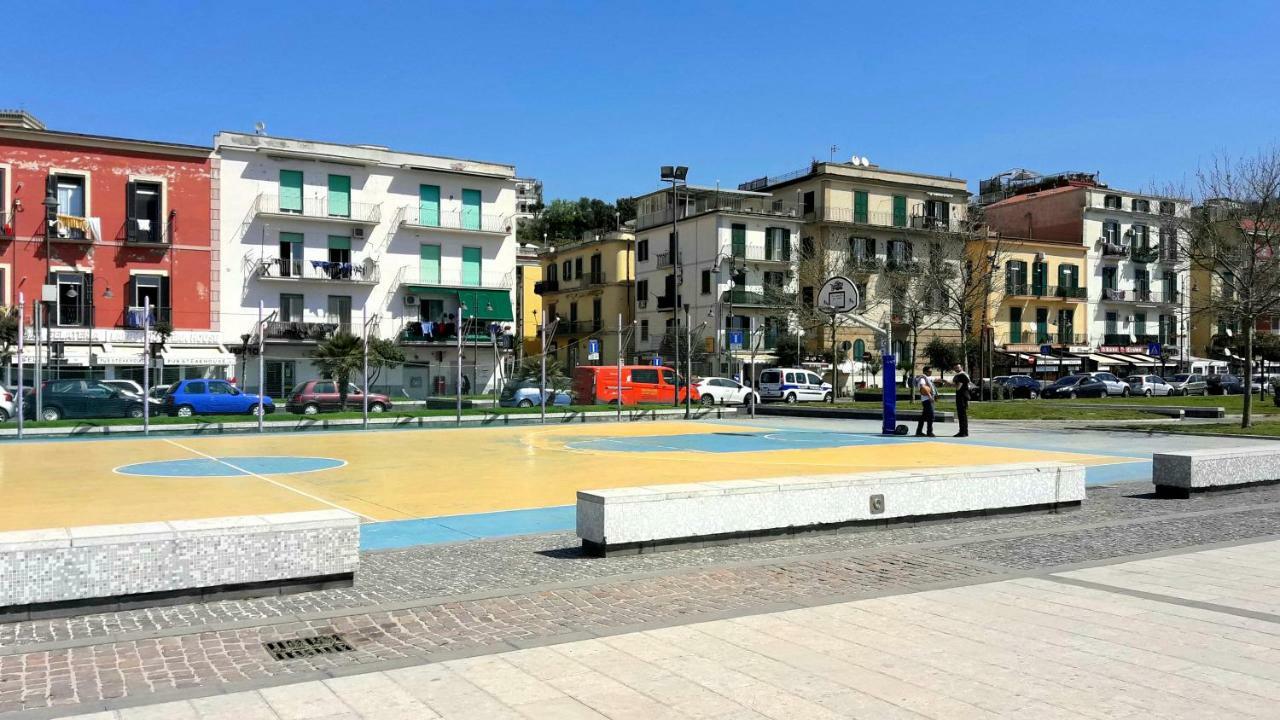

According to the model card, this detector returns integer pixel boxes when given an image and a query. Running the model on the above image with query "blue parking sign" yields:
[587,338,600,354]
[651,356,663,366]
[728,330,744,349]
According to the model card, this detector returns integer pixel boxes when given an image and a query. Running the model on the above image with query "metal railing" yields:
[722,289,790,307]
[264,320,343,341]
[1100,242,1129,257]
[884,258,922,273]
[656,251,681,268]
[255,193,381,223]
[533,279,560,295]
[1006,284,1087,299]
[1102,288,1127,301]
[124,218,172,245]
[635,197,800,230]
[1103,333,1131,345]
[1131,288,1180,304]
[400,269,512,289]
[256,257,380,283]
[1002,327,1085,345]
[1130,244,1160,263]
[121,306,172,329]
[817,208,965,232]
[845,257,884,274]
[396,320,489,345]
[731,246,792,263]
[401,206,510,234]
[565,271,607,289]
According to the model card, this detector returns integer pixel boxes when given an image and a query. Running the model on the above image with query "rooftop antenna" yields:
[254,121,266,135]
[829,144,839,161]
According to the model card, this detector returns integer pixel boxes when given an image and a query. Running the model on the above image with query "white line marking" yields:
[162,439,374,521]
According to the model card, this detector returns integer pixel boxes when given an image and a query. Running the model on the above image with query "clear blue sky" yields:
[5,1,1277,201]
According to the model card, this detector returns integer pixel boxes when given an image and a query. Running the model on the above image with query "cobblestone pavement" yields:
[4,479,1280,717]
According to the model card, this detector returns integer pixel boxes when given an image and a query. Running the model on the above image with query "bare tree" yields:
[926,215,1012,380]
[1172,149,1280,428]
[875,250,946,392]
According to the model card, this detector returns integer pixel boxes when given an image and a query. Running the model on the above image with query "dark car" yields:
[286,380,392,415]
[1041,374,1108,399]
[22,379,146,422]
[1207,374,1245,395]
[997,375,1043,399]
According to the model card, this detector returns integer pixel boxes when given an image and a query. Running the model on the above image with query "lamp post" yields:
[660,165,687,407]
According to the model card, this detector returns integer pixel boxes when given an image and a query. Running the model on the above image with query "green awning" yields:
[406,286,459,299]
[458,289,513,321]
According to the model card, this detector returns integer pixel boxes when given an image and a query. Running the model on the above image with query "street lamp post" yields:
[661,165,687,407]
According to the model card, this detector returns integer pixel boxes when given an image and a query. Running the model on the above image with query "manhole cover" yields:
[264,634,354,661]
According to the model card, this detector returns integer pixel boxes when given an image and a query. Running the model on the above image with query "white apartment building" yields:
[632,185,803,372]
[215,132,520,398]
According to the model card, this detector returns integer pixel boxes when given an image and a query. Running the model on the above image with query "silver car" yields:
[1166,373,1208,396]
[1126,375,1172,397]
[1083,371,1131,397]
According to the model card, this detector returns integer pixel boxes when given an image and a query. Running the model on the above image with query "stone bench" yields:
[0,510,359,620]
[1153,447,1280,498]
[577,462,1084,556]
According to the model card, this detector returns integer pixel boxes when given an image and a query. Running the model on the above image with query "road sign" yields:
[817,276,859,315]
[1040,345,1053,356]
[728,330,744,349]
[1147,342,1162,357]
[587,338,600,360]
[651,356,663,366]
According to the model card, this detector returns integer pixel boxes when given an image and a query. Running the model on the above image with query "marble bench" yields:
[577,462,1085,556]
[0,510,359,620]
[1153,446,1280,498]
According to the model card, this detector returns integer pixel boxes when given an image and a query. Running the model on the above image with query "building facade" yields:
[535,230,634,368]
[632,185,803,374]
[215,132,520,398]
[0,111,226,385]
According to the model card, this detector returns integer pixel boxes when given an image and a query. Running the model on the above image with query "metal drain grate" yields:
[264,633,354,660]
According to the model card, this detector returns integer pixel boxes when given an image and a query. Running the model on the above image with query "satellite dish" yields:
[862,157,872,167]
[254,121,266,135]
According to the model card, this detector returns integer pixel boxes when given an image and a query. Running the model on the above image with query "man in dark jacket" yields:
[952,364,971,437]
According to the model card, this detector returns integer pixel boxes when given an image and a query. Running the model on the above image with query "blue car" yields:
[498,382,572,408]
[163,379,275,417]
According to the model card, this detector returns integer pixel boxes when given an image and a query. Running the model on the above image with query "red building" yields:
[0,110,228,385]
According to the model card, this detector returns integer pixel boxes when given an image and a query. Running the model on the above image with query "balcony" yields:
[1103,333,1131,346]
[1100,242,1129,258]
[121,306,172,329]
[1101,288,1126,301]
[1052,285,1087,300]
[123,217,172,246]
[1130,244,1160,263]
[635,196,799,231]
[397,320,490,345]
[1103,288,1180,305]
[0,210,12,240]
[1007,284,1086,300]
[556,319,603,335]
[255,257,380,285]
[656,251,681,268]
[533,279,560,295]
[564,271,608,290]
[254,193,381,226]
[50,214,94,243]
[731,247,792,264]
[723,289,789,308]
[818,208,964,233]
[656,294,677,311]
[400,206,510,235]
[264,320,342,342]
[1134,334,1161,344]
[1002,327,1086,346]
[845,257,884,275]
[884,258,921,273]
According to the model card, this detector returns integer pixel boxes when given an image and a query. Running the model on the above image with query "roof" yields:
[215,131,515,177]
[984,185,1082,209]
[0,126,212,157]
[748,161,968,193]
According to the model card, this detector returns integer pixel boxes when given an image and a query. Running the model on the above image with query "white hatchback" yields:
[695,377,759,406]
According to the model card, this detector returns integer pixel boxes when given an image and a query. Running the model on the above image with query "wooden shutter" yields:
[892,196,907,227]
[125,181,138,242]
[159,276,171,321]
[731,224,746,258]
[781,229,791,261]
[854,191,868,223]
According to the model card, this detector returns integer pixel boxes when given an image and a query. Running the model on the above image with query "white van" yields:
[758,368,833,403]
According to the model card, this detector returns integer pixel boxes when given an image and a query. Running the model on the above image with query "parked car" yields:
[163,379,274,417]
[21,379,146,421]
[997,375,1044,399]
[571,365,699,405]
[101,379,165,406]
[285,380,392,414]
[1207,374,1245,395]
[1126,375,1173,397]
[499,381,572,408]
[695,377,760,406]
[758,368,833,403]
[1041,374,1109,399]
[1165,373,1208,396]
[1082,371,1131,397]
[0,387,15,422]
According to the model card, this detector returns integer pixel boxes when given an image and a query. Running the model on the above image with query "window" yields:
[637,239,649,262]
[314,381,336,394]
[801,286,814,307]
[279,232,303,277]
[127,180,164,243]
[461,189,482,230]
[327,295,352,333]
[637,279,648,307]
[1159,201,1176,216]
[802,191,815,216]
[640,319,649,341]
[280,293,304,322]
[574,256,583,279]
[1104,194,1122,210]
[701,269,712,294]
[661,369,676,386]
[1102,266,1117,291]
[1105,312,1118,335]
[1102,220,1120,244]
[1058,264,1079,291]
[327,236,352,279]
[631,368,659,384]
[591,298,602,329]
[801,236,814,258]
[1005,260,1027,293]
[55,272,91,326]
[853,191,868,223]
[53,174,87,239]
[892,195,907,227]
[1160,226,1178,260]
[279,170,303,214]
[209,381,233,396]
[1009,307,1023,342]
[562,260,572,281]
[1131,223,1148,247]
[544,263,557,283]
[1134,312,1147,336]
[763,271,785,291]
[765,227,791,260]
[419,244,441,284]
[569,302,578,323]
[731,223,746,258]
[1031,261,1047,295]
[129,275,165,322]
[418,185,440,226]
[327,175,351,218]
[1132,199,1150,213]
[265,361,296,398]
[186,381,207,394]
[462,247,482,286]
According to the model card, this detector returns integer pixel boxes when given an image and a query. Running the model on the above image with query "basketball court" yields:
[0,419,1144,548]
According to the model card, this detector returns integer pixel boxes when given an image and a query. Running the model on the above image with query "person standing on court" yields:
[915,366,937,437]
[952,363,971,437]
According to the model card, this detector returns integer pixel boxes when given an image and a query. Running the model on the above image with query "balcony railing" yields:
[1103,333,1131,345]
[845,257,884,274]
[51,214,94,243]
[1130,244,1160,263]
[656,295,677,311]
[401,269,512,289]
[565,271,607,289]
[121,306,172,329]
[1100,242,1129,258]
[1002,327,1085,346]
[0,210,12,240]
[124,218,172,245]
[1101,288,1126,301]
[722,289,790,307]
[557,319,604,335]
[256,257,380,283]
[817,208,965,233]
[1103,288,1180,304]
[731,247,792,263]
[255,193,381,224]
[1134,334,1161,344]
[884,258,921,273]
[1006,284,1087,299]
[397,320,491,345]
[401,206,511,234]
[635,196,799,230]
[533,279,560,295]
[264,320,343,342]
[656,251,681,268]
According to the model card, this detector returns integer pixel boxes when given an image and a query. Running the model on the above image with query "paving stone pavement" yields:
[57,540,1280,720]
[5,480,1280,718]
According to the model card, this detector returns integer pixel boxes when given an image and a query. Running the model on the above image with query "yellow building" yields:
[515,245,543,360]
[537,230,636,368]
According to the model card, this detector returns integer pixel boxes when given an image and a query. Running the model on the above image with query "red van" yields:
[572,365,700,406]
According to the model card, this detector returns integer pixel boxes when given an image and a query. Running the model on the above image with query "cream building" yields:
[536,229,635,368]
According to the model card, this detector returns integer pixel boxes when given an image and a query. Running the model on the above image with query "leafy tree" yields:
[310,332,363,409]
[923,337,961,379]
[365,337,405,389]
[517,196,633,245]
[513,355,570,389]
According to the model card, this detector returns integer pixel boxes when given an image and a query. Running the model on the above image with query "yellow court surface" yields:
[0,421,1120,533]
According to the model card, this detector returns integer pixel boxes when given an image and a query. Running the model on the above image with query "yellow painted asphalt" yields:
[0,422,1115,531]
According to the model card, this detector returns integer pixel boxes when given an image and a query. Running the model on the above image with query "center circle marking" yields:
[115,456,346,478]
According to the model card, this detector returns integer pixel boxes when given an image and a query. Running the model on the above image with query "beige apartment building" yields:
[535,229,635,368]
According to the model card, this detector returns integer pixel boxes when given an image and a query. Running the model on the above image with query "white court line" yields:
[162,439,375,521]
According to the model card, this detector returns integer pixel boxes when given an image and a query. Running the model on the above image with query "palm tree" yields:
[310,332,363,410]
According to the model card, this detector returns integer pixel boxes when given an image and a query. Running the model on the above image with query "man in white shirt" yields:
[915,366,937,437]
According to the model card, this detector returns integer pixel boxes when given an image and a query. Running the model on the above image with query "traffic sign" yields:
[1147,342,1162,357]
[817,276,859,314]
[1040,345,1052,356]
[587,338,600,360]
[651,356,663,366]
[728,330,744,349]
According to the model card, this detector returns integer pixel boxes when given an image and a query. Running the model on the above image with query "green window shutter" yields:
[764,228,774,260]
[327,175,351,218]
[279,170,303,213]
[462,246,482,286]
[419,185,440,226]
[892,195,907,227]
[327,235,351,251]
[731,223,746,258]
[781,229,791,261]
[419,244,440,284]
[854,191,868,223]
[462,189,482,230]
[1010,307,1022,342]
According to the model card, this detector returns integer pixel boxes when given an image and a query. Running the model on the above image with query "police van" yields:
[758,368,833,403]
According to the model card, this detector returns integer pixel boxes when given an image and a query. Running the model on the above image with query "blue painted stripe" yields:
[361,506,576,551]
[1086,460,1151,486]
